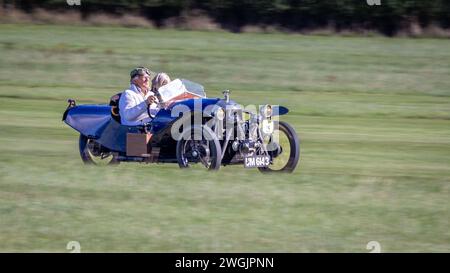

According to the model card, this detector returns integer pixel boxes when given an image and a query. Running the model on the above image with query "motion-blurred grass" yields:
[0,24,449,252]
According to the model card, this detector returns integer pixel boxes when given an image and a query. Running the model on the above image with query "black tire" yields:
[258,121,300,173]
[176,125,222,171]
[79,134,119,165]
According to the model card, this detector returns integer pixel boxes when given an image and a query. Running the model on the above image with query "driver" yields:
[119,67,158,126]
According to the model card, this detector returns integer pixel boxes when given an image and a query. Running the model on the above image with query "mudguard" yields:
[272,105,289,116]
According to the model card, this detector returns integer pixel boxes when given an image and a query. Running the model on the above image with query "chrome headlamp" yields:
[213,107,225,120]
[260,104,272,118]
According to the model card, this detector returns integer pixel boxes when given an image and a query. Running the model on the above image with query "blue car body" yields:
[63,97,288,155]
[63,98,227,153]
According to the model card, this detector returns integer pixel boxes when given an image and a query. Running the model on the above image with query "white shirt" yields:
[118,84,159,126]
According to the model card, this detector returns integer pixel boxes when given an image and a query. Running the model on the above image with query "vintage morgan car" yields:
[62,79,300,172]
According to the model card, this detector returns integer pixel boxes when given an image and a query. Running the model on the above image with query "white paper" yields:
[157,79,187,103]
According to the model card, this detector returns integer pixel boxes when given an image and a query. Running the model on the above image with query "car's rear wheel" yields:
[176,125,222,170]
[79,134,119,165]
[258,121,300,173]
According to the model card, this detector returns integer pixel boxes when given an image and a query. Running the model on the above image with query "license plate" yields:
[244,155,270,168]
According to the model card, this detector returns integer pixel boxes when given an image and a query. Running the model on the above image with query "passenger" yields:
[151,72,171,107]
[151,72,171,91]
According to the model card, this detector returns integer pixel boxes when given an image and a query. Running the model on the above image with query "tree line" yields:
[2,0,450,35]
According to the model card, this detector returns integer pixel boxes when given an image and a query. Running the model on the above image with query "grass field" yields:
[0,24,449,252]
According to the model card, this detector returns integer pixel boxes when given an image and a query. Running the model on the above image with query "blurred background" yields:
[2,0,450,36]
[0,0,449,252]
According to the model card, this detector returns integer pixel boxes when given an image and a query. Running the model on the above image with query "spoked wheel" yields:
[258,121,300,173]
[79,134,119,165]
[176,125,222,170]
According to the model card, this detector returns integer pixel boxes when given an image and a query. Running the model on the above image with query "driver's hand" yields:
[146,95,157,105]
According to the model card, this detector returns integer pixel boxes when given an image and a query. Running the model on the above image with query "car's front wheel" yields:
[258,121,300,173]
[176,125,222,170]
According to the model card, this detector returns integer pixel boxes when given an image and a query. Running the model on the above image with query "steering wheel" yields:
[147,90,164,119]
[147,102,158,119]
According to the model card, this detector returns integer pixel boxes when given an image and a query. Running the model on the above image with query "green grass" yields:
[0,24,449,252]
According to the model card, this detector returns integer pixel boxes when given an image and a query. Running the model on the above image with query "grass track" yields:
[0,24,449,252]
